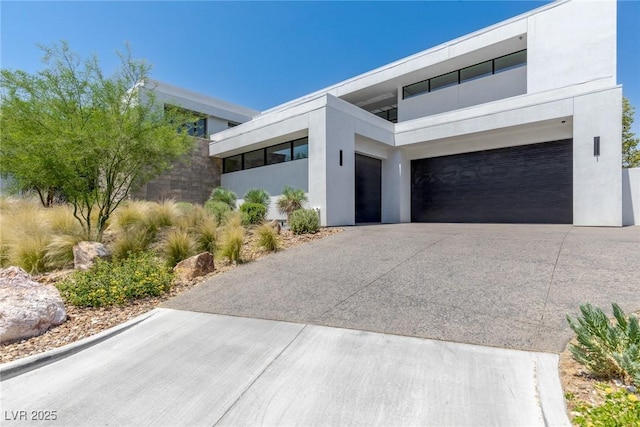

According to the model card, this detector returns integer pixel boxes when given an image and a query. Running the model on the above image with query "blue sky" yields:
[2,1,639,125]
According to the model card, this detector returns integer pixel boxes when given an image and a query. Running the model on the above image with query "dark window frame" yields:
[222,137,309,174]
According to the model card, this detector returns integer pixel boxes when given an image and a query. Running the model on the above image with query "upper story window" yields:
[228,121,240,128]
[402,49,527,99]
[223,137,308,174]
[165,105,208,138]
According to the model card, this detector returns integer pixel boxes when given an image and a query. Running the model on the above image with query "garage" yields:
[411,139,573,223]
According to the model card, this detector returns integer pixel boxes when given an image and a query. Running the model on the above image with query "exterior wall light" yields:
[339,150,343,166]
[594,136,600,157]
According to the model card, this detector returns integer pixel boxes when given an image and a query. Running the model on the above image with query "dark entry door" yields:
[411,139,573,223]
[355,154,381,223]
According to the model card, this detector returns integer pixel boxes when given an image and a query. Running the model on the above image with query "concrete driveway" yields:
[2,224,637,426]
[166,223,640,353]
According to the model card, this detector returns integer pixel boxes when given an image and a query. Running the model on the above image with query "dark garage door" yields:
[355,154,381,223]
[411,139,572,223]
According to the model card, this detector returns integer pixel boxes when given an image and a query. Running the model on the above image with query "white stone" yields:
[73,241,110,271]
[0,267,67,343]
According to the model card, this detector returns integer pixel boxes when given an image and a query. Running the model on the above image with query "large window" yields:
[223,137,308,173]
[165,105,208,137]
[402,49,527,99]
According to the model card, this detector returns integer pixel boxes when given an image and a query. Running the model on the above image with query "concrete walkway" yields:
[1,308,569,426]
[166,223,640,353]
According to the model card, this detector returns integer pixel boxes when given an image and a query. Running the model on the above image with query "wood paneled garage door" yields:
[411,139,573,223]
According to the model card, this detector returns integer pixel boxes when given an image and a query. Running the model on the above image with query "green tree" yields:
[0,42,195,241]
[623,97,640,168]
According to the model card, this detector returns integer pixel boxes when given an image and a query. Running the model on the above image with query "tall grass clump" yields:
[220,226,245,264]
[567,303,640,385]
[44,234,83,270]
[255,223,280,252]
[110,228,155,260]
[193,216,218,253]
[147,200,178,229]
[48,205,85,238]
[163,228,197,267]
[112,200,150,230]
[1,200,51,273]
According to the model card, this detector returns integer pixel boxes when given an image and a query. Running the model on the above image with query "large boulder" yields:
[73,241,111,271]
[173,252,215,282]
[0,267,67,343]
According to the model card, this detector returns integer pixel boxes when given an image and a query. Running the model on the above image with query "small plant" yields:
[147,200,178,228]
[204,200,231,225]
[191,216,217,254]
[56,252,173,307]
[219,226,245,264]
[568,384,639,426]
[567,303,640,385]
[243,189,270,209]
[112,200,149,230]
[239,202,267,225]
[226,211,244,228]
[48,205,85,237]
[110,227,155,260]
[10,234,50,274]
[163,228,197,267]
[255,223,281,252]
[289,209,320,235]
[276,186,307,222]
[209,187,237,210]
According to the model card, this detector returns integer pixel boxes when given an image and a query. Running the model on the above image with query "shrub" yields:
[289,209,320,235]
[112,200,149,230]
[163,228,197,267]
[11,234,50,274]
[567,303,640,385]
[219,226,244,264]
[255,223,280,252]
[568,384,639,426]
[276,186,307,221]
[243,189,270,209]
[240,202,267,225]
[209,187,237,210]
[193,216,217,253]
[56,252,173,307]
[204,200,231,225]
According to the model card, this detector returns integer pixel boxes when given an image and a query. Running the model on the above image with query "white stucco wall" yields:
[572,87,622,226]
[622,168,640,226]
[221,159,309,220]
[399,66,526,122]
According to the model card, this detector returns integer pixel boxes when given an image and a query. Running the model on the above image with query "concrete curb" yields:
[0,308,160,381]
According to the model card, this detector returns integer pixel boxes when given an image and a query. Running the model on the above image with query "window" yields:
[494,50,526,73]
[430,71,459,91]
[460,60,493,83]
[267,142,291,165]
[165,105,208,137]
[223,155,242,173]
[244,149,265,169]
[293,138,308,160]
[373,108,398,123]
[401,49,527,99]
[228,121,240,128]
[222,137,309,173]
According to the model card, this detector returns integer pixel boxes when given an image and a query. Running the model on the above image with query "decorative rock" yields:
[73,241,111,271]
[268,220,282,234]
[0,266,67,343]
[173,252,215,282]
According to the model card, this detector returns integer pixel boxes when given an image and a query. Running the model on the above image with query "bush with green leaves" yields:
[567,384,639,426]
[204,200,231,225]
[243,189,271,209]
[276,186,307,221]
[567,303,640,385]
[239,202,267,225]
[255,223,280,252]
[209,187,237,210]
[56,252,173,307]
[289,209,320,235]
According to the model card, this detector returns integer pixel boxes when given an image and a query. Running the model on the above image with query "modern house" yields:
[149,0,638,226]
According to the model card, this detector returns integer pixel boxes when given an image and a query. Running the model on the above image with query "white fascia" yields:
[141,79,259,122]
[395,78,617,147]
[209,94,394,158]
